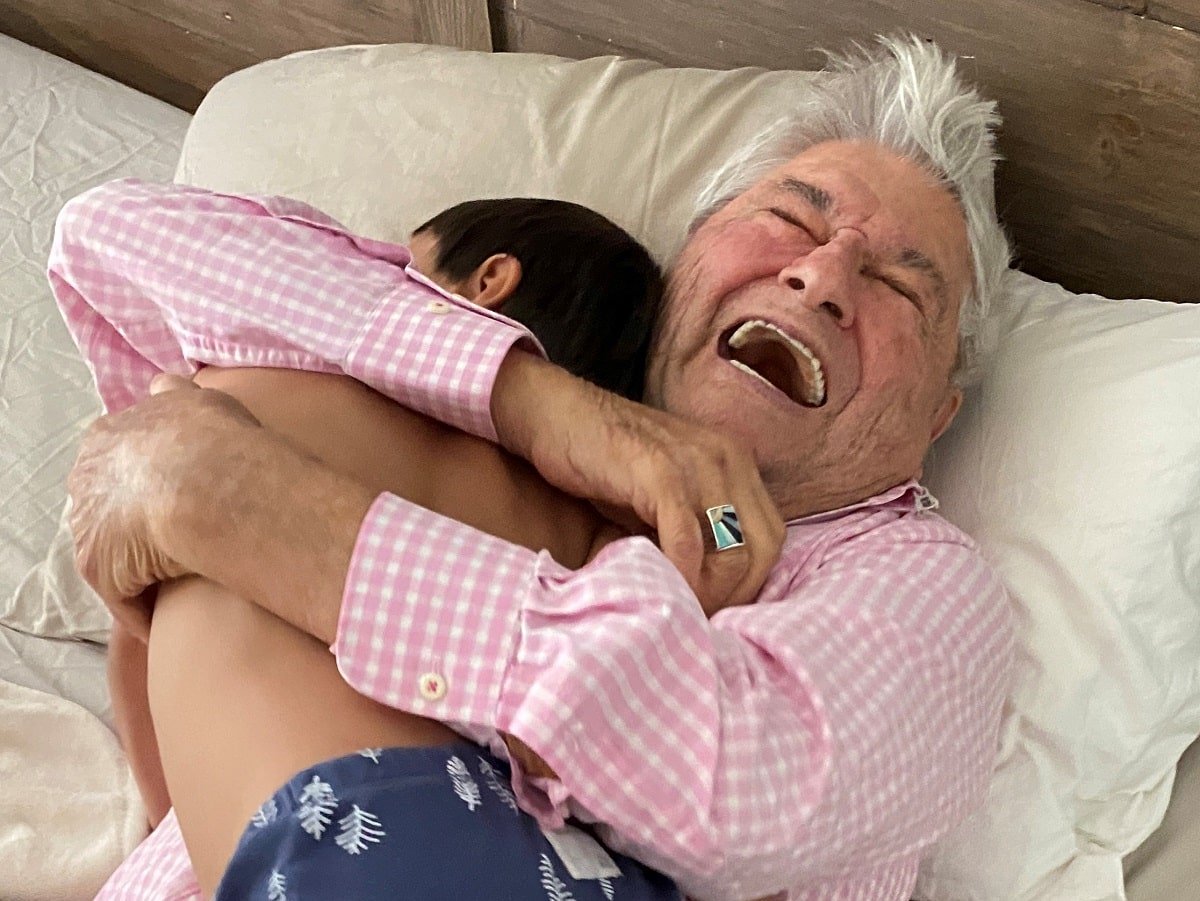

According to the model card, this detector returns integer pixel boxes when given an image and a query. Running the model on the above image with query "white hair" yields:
[692,34,1011,386]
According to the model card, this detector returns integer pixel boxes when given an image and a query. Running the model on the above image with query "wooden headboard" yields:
[3,0,1196,302]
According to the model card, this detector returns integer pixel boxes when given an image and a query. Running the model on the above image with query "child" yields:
[93,189,680,897]
[408,197,660,401]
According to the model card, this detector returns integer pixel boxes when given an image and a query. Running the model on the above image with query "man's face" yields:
[645,140,972,519]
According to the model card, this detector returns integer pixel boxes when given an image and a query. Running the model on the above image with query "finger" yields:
[588,500,652,538]
[697,545,752,615]
[655,495,706,596]
[80,551,153,642]
[696,509,753,615]
[686,494,750,615]
[691,448,781,612]
[706,506,766,609]
[149,372,197,395]
[723,472,785,608]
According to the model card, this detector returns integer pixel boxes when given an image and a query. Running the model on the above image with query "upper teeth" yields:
[728,319,826,406]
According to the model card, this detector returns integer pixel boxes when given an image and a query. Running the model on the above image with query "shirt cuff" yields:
[332,492,539,727]
[343,279,539,443]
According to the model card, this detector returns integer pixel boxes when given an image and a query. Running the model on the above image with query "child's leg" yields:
[108,622,172,827]
[147,575,461,897]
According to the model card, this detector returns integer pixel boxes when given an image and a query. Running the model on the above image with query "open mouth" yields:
[717,319,827,407]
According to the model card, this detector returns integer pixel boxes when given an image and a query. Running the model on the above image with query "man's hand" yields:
[492,351,785,615]
[69,372,374,646]
[67,374,257,640]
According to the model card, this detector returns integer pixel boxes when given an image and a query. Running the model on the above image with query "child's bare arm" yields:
[108,621,171,827]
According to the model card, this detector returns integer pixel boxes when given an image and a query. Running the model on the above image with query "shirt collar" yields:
[785,479,938,526]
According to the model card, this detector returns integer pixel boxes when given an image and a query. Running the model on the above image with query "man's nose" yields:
[777,230,866,327]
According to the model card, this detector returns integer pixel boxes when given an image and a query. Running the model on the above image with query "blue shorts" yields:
[213,743,682,900]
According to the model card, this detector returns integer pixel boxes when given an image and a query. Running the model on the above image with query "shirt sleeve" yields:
[47,178,534,438]
[334,495,1014,900]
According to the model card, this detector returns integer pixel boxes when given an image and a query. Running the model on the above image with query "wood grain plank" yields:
[1,0,232,109]
[416,0,491,50]
[493,0,1200,302]
[0,0,488,111]
[489,2,642,59]
[1148,0,1200,30]
[1084,0,1148,12]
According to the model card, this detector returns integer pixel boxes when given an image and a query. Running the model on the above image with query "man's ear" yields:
[929,386,963,443]
[461,254,522,309]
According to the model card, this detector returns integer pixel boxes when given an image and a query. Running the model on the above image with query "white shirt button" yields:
[426,299,452,314]
[419,672,447,700]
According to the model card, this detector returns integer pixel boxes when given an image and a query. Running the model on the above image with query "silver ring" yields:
[703,504,745,552]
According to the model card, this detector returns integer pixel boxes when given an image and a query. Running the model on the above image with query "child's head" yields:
[410,199,663,400]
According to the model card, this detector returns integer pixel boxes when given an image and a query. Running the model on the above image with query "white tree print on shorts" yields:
[447,756,482,811]
[539,853,577,901]
[251,797,278,829]
[478,756,519,812]
[335,804,386,855]
[598,876,616,900]
[296,775,339,840]
[267,869,287,900]
[358,747,382,764]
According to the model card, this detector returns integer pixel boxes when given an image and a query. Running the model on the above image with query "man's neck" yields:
[768,468,921,521]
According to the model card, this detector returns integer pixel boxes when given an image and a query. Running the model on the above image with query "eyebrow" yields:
[779,177,833,214]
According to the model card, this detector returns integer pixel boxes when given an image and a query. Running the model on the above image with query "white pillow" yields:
[22,41,1200,900]
[917,272,1200,899]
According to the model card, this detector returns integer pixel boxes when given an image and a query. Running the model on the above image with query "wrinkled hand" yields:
[67,374,260,641]
[493,353,785,615]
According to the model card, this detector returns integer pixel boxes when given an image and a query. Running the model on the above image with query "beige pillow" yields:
[1124,733,1200,901]
[177,43,818,259]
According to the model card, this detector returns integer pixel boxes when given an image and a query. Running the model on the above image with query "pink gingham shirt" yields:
[50,179,1012,901]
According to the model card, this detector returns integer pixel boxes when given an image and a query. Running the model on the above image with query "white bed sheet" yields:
[0,33,190,900]
[0,32,189,594]
[0,622,110,724]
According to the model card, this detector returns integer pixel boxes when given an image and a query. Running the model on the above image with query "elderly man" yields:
[60,35,1012,901]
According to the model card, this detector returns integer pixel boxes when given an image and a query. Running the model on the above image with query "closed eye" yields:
[768,207,816,237]
[877,274,922,309]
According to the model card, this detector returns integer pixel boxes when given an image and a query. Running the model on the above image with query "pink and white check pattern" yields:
[51,180,1013,901]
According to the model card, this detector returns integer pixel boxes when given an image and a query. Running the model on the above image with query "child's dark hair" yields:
[413,199,663,400]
